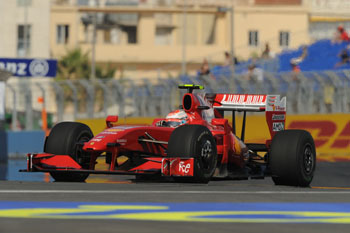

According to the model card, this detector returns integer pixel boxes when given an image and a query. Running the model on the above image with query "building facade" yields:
[308,0,350,40]
[49,0,312,79]
[2,0,349,79]
[0,0,52,119]
[0,0,50,58]
[47,0,350,79]
[233,5,309,59]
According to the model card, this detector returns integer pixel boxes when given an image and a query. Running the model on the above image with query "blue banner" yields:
[0,58,57,77]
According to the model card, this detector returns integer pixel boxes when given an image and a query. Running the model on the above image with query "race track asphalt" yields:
[0,161,350,233]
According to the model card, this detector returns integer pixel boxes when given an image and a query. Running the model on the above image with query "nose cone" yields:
[83,140,107,152]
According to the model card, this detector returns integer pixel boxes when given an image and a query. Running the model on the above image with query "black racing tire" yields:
[167,124,217,183]
[44,122,93,182]
[269,129,316,187]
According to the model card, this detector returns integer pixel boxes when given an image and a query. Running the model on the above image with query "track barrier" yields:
[0,131,45,161]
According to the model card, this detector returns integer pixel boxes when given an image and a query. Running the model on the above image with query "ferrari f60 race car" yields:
[21,84,316,186]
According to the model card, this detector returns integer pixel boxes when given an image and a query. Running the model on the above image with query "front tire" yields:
[45,122,93,182]
[269,129,316,187]
[167,125,217,183]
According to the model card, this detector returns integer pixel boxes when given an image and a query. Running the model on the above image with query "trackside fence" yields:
[4,70,350,130]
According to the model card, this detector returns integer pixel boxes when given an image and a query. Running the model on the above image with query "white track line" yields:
[0,190,350,194]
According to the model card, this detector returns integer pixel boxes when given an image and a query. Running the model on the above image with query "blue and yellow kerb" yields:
[0,202,350,224]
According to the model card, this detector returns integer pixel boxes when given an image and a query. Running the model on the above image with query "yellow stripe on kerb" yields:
[114,211,350,223]
[0,205,167,219]
[1,205,350,223]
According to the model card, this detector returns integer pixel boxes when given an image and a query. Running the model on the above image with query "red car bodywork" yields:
[23,88,287,180]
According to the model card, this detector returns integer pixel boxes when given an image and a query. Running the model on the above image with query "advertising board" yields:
[0,58,57,77]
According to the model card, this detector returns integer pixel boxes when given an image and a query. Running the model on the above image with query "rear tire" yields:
[45,122,93,182]
[269,130,316,187]
[167,125,217,183]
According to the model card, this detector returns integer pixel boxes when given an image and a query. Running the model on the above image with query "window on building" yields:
[110,28,121,44]
[155,27,172,45]
[155,13,173,45]
[105,0,138,6]
[279,31,290,47]
[104,28,121,44]
[123,26,137,44]
[83,25,90,43]
[17,24,31,57]
[107,13,138,44]
[255,0,301,5]
[54,0,71,5]
[104,30,111,43]
[57,25,69,44]
[17,0,32,7]
[249,30,259,46]
[77,0,98,6]
[77,0,90,5]
[201,14,215,45]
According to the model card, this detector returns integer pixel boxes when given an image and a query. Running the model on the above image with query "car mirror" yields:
[106,115,118,128]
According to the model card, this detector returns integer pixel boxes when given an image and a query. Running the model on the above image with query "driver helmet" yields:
[164,109,189,127]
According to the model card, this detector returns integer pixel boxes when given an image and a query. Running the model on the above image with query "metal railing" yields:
[4,69,350,130]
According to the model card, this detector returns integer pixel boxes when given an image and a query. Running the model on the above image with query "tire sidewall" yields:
[270,129,316,187]
[168,125,218,183]
[45,122,93,182]
[296,134,316,186]
[192,130,217,182]
[68,127,93,167]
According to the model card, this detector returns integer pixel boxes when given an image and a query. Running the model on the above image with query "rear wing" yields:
[213,94,286,112]
[212,94,286,140]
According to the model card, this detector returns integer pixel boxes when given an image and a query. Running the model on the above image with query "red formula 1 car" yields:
[22,84,316,186]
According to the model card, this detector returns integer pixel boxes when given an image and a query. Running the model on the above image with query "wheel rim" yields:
[200,140,213,169]
[303,144,314,175]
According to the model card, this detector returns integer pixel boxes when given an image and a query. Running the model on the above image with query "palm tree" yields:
[57,48,116,80]
[57,48,91,80]
[56,48,117,114]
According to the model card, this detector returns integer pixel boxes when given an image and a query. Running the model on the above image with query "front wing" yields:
[20,153,194,177]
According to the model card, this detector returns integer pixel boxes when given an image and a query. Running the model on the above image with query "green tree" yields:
[56,48,117,113]
[57,48,116,80]
[96,63,116,79]
[57,48,90,80]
